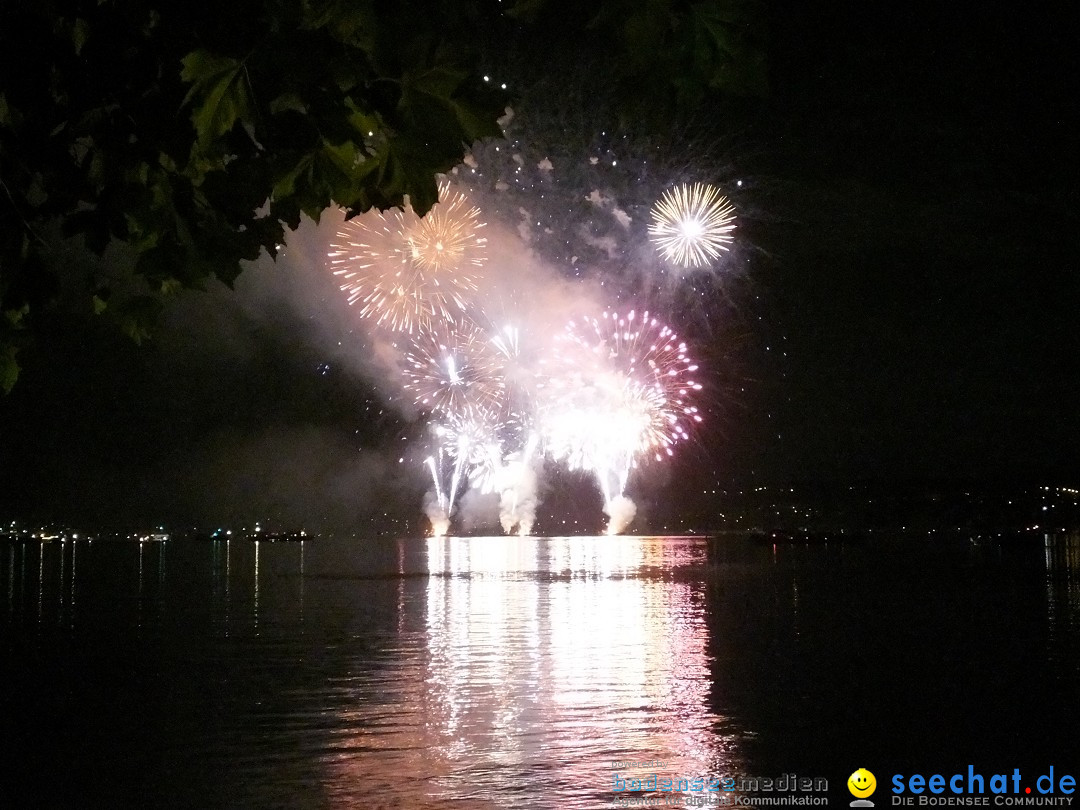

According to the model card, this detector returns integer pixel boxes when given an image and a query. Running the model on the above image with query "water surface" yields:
[2,534,1078,807]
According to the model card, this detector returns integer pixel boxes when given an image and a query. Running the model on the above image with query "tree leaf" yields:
[381,138,439,213]
[0,344,19,394]
[112,296,164,345]
[62,209,112,255]
[401,67,505,145]
[504,0,549,23]
[302,0,377,49]
[71,18,90,56]
[269,92,307,116]
[272,153,313,202]
[180,50,254,145]
[4,304,30,328]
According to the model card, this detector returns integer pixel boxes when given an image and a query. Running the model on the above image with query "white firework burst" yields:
[649,182,737,268]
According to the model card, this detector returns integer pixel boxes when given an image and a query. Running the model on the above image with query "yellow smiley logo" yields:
[848,768,877,798]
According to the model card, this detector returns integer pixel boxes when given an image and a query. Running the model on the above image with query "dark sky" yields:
[742,0,1080,483]
[1,1,1077,529]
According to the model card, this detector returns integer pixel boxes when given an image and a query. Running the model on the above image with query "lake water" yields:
[2,534,1078,808]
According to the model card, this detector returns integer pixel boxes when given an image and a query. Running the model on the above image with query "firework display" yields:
[327,171,735,536]
[649,182,736,268]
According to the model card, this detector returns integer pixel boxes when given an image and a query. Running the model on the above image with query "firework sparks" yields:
[552,309,702,460]
[539,386,647,504]
[649,182,736,268]
[486,320,545,424]
[434,415,505,497]
[406,181,488,274]
[489,322,521,364]
[402,322,507,422]
[538,309,702,528]
[328,180,486,333]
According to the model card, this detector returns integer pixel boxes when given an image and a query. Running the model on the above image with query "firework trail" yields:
[495,432,542,536]
[422,412,508,536]
[408,317,543,536]
[435,416,504,498]
[424,455,452,537]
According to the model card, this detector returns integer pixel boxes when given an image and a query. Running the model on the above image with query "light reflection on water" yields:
[1,533,1079,808]
[1045,533,1080,680]
[324,536,743,808]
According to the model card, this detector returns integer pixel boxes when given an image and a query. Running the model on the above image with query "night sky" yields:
[1,2,1077,530]
[755,1,1079,485]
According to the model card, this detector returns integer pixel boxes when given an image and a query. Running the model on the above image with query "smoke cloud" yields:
[603,495,638,536]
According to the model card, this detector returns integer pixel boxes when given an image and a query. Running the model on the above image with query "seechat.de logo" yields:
[850,768,878,808]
